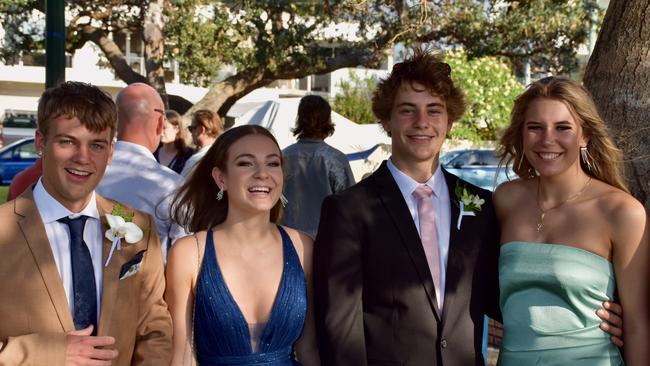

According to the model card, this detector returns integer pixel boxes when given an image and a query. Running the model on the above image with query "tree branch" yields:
[80,25,147,84]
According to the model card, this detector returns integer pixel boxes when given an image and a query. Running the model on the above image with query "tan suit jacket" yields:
[0,188,173,366]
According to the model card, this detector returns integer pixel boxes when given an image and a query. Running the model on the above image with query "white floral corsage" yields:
[454,181,485,230]
[104,203,143,267]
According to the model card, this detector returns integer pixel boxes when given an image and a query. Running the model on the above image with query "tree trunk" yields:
[143,0,168,106]
[184,70,266,117]
[583,0,650,208]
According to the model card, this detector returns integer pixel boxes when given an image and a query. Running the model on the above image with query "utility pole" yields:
[45,0,65,88]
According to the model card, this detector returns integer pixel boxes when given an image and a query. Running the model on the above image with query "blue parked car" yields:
[441,149,515,191]
[0,137,38,185]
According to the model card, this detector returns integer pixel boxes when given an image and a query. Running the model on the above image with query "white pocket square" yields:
[119,262,141,280]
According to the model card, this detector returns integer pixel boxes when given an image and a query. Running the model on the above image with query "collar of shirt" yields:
[386,158,445,200]
[33,179,101,223]
[297,138,325,144]
[196,145,211,154]
[386,157,451,297]
[32,179,104,318]
[114,140,157,161]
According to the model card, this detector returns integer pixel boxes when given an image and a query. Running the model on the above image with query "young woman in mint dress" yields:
[494,76,648,366]
[166,125,319,366]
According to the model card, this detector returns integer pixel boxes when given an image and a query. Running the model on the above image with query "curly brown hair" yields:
[171,125,284,233]
[372,48,466,126]
[497,76,628,192]
[37,81,117,140]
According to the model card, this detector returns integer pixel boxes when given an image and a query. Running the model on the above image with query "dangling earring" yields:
[517,153,525,171]
[280,194,288,208]
[216,187,224,201]
[580,146,593,172]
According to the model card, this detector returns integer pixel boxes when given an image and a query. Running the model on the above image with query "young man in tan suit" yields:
[0,81,172,365]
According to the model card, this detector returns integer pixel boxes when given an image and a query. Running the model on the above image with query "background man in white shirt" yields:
[98,83,187,258]
[0,81,172,365]
[180,109,224,177]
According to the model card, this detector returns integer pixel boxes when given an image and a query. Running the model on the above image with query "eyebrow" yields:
[525,120,573,124]
[234,153,281,160]
[53,133,110,144]
[395,102,445,108]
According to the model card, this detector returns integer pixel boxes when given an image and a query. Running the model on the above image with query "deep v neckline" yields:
[207,226,288,353]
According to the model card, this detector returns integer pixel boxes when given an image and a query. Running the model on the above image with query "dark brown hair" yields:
[171,125,284,233]
[165,109,191,152]
[372,48,466,125]
[497,76,628,192]
[192,109,224,138]
[37,81,117,140]
[292,95,335,139]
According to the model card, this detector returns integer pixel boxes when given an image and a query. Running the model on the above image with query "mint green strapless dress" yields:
[498,241,624,366]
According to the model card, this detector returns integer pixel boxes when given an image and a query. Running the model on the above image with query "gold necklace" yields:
[536,177,592,232]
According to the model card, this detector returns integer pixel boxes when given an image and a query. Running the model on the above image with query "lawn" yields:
[0,186,8,204]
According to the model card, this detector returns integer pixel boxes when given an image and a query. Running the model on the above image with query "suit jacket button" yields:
[440,339,448,349]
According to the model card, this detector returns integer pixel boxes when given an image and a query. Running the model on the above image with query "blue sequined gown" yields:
[194,226,307,365]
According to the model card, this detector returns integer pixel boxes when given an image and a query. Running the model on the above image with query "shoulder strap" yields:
[194,233,205,275]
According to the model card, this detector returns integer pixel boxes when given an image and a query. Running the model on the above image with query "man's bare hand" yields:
[65,325,118,366]
[597,301,624,347]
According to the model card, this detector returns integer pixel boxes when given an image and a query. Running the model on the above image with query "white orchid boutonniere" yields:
[104,203,143,267]
[454,181,485,230]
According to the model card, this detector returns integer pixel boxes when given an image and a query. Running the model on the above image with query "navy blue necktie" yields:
[57,215,98,335]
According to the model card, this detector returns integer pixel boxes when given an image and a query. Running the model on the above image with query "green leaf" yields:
[111,203,135,223]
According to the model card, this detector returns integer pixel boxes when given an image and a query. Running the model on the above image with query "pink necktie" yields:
[413,185,443,310]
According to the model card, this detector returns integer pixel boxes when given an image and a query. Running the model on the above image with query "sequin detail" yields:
[194,226,307,365]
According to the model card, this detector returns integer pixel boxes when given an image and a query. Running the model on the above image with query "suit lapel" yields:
[441,170,471,323]
[372,163,442,320]
[97,195,150,335]
[97,195,137,335]
[15,190,75,332]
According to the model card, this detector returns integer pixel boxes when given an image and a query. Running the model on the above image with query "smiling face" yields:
[382,81,451,177]
[211,134,283,216]
[36,115,114,212]
[522,98,588,178]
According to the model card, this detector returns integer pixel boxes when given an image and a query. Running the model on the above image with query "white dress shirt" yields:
[33,179,104,317]
[97,141,187,259]
[180,144,211,178]
[387,158,451,305]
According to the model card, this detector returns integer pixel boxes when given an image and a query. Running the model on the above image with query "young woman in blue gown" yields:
[495,76,649,365]
[166,125,320,366]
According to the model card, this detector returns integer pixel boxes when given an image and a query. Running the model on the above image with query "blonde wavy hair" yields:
[497,76,628,193]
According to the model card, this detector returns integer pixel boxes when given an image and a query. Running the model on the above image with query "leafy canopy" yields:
[0,0,599,115]
[446,50,523,141]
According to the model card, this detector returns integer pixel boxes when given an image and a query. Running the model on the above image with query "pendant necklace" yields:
[536,177,592,232]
